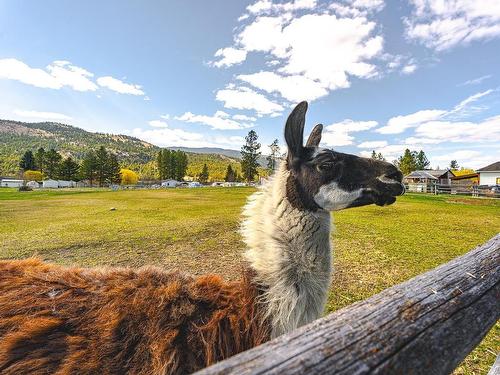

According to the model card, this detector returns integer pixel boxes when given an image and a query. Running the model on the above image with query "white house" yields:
[478,161,500,186]
[42,179,59,188]
[0,179,23,188]
[161,179,180,188]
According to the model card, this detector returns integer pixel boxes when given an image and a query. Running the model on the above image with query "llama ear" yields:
[285,101,307,167]
[305,124,323,147]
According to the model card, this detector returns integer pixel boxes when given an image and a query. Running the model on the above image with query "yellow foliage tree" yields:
[23,170,43,182]
[120,169,139,185]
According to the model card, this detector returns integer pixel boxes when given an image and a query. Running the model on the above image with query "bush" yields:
[18,186,32,192]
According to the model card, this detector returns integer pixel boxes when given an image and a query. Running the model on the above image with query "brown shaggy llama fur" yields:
[0,258,269,374]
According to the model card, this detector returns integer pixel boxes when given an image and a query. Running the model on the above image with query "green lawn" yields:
[0,187,498,374]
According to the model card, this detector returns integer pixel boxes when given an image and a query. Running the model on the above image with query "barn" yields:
[477,161,500,186]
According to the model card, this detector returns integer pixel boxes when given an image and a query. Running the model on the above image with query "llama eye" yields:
[318,162,334,171]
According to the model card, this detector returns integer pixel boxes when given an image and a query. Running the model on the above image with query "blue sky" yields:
[1,0,499,169]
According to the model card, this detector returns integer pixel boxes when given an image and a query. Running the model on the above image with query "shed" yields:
[0,179,24,188]
[477,161,500,186]
[161,179,180,188]
[42,179,59,188]
[26,181,41,189]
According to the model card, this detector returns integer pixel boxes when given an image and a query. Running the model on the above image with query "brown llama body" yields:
[0,258,269,375]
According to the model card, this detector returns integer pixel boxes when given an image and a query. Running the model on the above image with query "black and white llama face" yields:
[284,101,405,211]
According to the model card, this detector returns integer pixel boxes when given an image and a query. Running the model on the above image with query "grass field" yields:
[0,187,499,374]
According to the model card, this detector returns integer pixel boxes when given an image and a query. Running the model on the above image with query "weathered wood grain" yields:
[196,234,500,375]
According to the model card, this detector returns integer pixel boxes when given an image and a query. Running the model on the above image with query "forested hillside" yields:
[0,119,252,180]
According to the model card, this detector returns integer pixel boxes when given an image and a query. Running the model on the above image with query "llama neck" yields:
[241,164,333,338]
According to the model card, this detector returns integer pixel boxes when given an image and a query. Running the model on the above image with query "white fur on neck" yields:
[241,163,333,338]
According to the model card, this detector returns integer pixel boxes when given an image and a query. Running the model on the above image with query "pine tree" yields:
[198,163,209,183]
[95,146,109,187]
[415,150,430,170]
[19,151,36,171]
[396,149,418,175]
[59,157,80,180]
[45,149,62,179]
[371,150,386,161]
[450,160,459,170]
[106,153,121,184]
[81,151,97,186]
[176,151,188,181]
[157,150,164,180]
[224,165,236,182]
[241,130,261,182]
[266,139,280,171]
[35,148,46,173]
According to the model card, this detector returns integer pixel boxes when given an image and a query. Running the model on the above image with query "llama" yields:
[0,101,404,375]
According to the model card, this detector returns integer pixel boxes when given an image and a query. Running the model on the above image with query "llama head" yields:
[284,101,404,211]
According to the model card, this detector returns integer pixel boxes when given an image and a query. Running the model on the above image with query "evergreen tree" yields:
[175,151,188,181]
[106,153,121,184]
[95,146,109,187]
[45,149,62,179]
[241,130,261,182]
[224,165,236,182]
[396,149,418,175]
[415,150,430,170]
[157,150,164,180]
[35,148,46,173]
[81,151,97,186]
[59,157,80,180]
[450,160,459,170]
[198,163,209,183]
[371,150,386,161]
[19,151,36,171]
[266,139,280,171]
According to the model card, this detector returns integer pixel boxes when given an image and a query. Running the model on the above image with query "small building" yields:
[161,179,180,188]
[187,182,202,188]
[0,179,24,188]
[478,161,500,186]
[42,179,59,188]
[26,181,41,189]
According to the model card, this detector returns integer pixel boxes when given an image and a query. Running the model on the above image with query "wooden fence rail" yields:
[196,234,500,375]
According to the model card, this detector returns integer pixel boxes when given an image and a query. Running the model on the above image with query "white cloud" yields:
[237,71,328,102]
[212,48,247,67]
[405,0,500,51]
[160,114,170,120]
[215,86,284,116]
[175,110,253,130]
[130,128,244,149]
[359,144,409,161]
[232,114,256,121]
[322,119,378,146]
[0,58,98,91]
[0,58,144,96]
[377,109,446,134]
[448,89,493,115]
[401,64,417,74]
[212,6,385,109]
[458,75,492,86]
[96,76,144,95]
[414,115,500,143]
[357,140,388,148]
[46,60,98,92]
[246,0,318,16]
[0,58,60,89]
[148,120,168,128]
[429,150,498,169]
[13,109,72,121]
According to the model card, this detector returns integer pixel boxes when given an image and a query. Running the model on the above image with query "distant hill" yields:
[0,119,266,179]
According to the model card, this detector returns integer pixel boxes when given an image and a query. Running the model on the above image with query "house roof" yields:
[404,170,438,180]
[477,161,500,172]
[427,169,454,178]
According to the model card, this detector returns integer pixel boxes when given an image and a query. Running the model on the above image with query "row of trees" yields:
[157,149,188,181]
[20,148,80,180]
[19,147,132,186]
